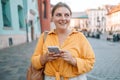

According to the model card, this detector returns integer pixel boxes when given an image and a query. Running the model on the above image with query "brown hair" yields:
[51,2,72,17]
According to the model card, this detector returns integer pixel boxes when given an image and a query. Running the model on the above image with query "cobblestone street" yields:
[0,38,120,80]
[0,40,37,80]
[87,38,120,80]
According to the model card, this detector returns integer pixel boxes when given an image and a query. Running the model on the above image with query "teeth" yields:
[59,22,66,24]
[59,20,68,26]
[59,23,66,25]
[60,23,65,24]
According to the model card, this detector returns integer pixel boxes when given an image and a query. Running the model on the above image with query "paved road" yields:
[87,38,120,80]
[0,38,120,80]
[0,40,37,80]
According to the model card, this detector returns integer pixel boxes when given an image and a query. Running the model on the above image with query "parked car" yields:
[113,32,120,41]
[106,31,120,42]
[87,31,94,37]
[87,31,100,39]
[93,31,100,39]
[106,32,113,41]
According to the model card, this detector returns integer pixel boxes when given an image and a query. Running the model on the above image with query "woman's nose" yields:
[61,15,66,20]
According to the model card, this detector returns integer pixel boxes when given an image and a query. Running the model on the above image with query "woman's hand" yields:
[60,50,77,66]
[47,52,61,61]
[40,52,61,66]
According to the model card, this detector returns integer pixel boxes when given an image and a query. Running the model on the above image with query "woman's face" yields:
[52,7,71,30]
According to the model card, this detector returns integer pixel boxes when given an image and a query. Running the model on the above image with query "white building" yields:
[86,8,107,33]
[70,12,88,31]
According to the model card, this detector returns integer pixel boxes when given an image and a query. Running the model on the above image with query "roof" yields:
[107,4,120,15]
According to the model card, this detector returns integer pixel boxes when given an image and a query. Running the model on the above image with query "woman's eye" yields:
[56,13,61,17]
[65,14,70,17]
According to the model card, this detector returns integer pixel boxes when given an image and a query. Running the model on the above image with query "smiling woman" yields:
[51,2,72,30]
[31,2,95,80]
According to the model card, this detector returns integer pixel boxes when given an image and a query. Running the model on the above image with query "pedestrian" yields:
[31,2,95,80]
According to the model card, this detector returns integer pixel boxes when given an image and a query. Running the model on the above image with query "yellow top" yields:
[31,29,95,80]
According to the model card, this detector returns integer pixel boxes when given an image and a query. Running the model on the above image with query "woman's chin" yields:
[59,27,67,30]
[59,26,68,29]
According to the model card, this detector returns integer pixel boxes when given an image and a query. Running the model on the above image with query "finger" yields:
[48,52,55,54]
[53,53,61,57]
[61,54,67,58]
[48,56,58,61]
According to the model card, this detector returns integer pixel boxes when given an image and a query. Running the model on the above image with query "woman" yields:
[31,2,95,80]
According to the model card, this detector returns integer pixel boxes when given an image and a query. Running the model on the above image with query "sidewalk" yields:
[0,40,37,80]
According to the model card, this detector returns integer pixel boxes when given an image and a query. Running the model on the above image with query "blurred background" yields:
[0,0,120,80]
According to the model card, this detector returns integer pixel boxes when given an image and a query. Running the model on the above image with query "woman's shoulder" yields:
[75,31,88,41]
[76,31,85,37]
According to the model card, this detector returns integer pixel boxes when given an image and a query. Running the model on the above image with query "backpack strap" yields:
[43,31,48,43]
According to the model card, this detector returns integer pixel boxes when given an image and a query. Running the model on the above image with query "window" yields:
[102,17,105,21]
[97,16,100,22]
[1,0,11,27]
[18,5,24,29]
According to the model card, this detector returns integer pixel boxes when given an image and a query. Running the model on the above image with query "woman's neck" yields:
[55,29,71,35]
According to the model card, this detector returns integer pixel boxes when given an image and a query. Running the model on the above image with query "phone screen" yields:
[48,46,60,54]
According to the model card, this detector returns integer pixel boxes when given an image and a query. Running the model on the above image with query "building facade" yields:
[0,0,41,49]
[106,4,120,32]
[86,8,107,33]
[38,0,51,32]
[70,12,88,31]
[27,0,41,42]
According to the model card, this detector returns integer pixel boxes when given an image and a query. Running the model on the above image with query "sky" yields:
[50,0,120,12]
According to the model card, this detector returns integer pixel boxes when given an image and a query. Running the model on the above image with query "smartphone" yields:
[47,46,60,54]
